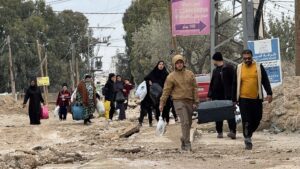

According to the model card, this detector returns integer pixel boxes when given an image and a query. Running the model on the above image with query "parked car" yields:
[195,74,210,102]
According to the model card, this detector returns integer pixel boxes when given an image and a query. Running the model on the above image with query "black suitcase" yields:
[197,100,235,124]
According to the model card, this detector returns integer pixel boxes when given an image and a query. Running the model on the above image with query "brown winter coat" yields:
[160,55,199,107]
[77,80,97,107]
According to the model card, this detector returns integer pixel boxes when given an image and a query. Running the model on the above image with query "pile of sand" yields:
[0,95,24,114]
[262,76,300,132]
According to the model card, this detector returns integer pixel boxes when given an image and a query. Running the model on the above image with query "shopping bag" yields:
[71,88,77,103]
[156,116,166,136]
[104,100,111,119]
[235,105,242,124]
[71,103,84,120]
[135,81,147,101]
[96,99,105,116]
[40,105,49,119]
[53,106,59,118]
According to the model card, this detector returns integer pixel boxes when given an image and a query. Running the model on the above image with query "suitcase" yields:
[197,100,235,124]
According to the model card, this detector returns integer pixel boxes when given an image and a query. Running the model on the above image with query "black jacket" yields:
[208,64,234,100]
[104,80,115,101]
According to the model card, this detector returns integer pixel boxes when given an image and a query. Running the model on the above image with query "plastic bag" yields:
[235,105,242,124]
[40,105,49,119]
[54,106,59,117]
[135,81,147,101]
[96,99,105,116]
[156,116,166,136]
[104,100,111,119]
[71,88,77,103]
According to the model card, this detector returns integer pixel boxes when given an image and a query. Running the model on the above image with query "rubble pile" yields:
[262,76,300,132]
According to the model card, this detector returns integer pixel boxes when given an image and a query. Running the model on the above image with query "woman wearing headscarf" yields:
[56,83,71,121]
[103,73,116,121]
[76,74,97,125]
[115,75,126,120]
[145,61,174,124]
[23,78,45,125]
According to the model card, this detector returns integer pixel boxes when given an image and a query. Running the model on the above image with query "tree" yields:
[0,0,91,92]
[266,14,295,62]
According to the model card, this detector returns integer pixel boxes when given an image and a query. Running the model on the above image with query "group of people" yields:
[22,49,273,152]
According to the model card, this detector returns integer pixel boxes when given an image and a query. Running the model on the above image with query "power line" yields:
[53,11,124,15]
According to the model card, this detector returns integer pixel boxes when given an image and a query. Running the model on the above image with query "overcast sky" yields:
[45,0,132,71]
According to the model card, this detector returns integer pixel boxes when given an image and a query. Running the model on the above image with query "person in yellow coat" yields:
[102,73,116,120]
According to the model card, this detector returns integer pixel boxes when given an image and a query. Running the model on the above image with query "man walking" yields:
[232,49,273,150]
[208,52,236,139]
[159,54,199,151]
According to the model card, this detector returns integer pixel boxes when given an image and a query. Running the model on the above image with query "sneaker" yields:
[217,133,223,138]
[175,117,178,122]
[244,138,253,150]
[227,132,236,139]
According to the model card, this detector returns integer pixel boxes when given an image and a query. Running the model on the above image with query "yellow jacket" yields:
[160,55,199,106]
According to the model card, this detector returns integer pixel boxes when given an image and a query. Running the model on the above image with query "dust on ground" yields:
[1,75,300,169]
[0,96,300,169]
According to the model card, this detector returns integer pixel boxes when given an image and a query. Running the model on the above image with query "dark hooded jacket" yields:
[160,55,199,107]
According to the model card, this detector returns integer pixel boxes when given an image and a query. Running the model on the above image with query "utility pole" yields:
[36,40,46,102]
[87,26,115,73]
[242,0,255,48]
[44,47,49,104]
[71,43,75,90]
[296,0,300,76]
[7,35,16,99]
[76,57,80,85]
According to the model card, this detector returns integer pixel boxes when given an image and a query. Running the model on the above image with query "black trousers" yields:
[59,105,68,120]
[109,101,116,120]
[239,98,263,138]
[155,97,172,123]
[116,101,126,120]
[139,104,153,124]
[216,118,237,133]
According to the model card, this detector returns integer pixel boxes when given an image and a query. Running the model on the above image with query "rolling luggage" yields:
[197,100,235,124]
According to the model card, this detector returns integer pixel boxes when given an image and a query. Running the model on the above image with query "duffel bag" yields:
[71,103,84,120]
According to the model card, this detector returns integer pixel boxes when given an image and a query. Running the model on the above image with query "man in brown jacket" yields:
[159,54,199,151]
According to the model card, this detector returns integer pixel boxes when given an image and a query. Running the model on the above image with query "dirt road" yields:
[0,106,300,169]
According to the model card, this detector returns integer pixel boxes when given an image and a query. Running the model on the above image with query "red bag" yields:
[40,105,49,119]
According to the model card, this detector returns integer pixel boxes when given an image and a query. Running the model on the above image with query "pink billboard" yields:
[172,0,210,36]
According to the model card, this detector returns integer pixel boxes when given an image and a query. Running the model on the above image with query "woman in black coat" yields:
[145,61,175,123]
[103,73,116,120]
[23,79,45,125]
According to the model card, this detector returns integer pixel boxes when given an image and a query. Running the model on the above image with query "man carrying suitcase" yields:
[232,49,273,150]
[208,52,237,139]
[159,54,199,151]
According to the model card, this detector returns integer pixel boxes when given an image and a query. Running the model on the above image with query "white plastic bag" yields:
[96,99,105,116]
[156,116,166,136]
[71,88,77,103]
[54,106,59,118]
[135,81,147,101]
[235,105,242,124]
